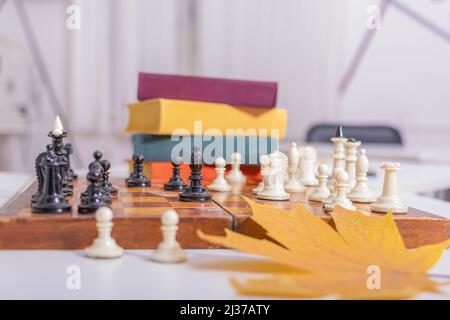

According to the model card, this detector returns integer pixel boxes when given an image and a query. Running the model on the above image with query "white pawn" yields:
[299,146,318,186]
[226,152,246,184]
[370,162,408,214]
[324,169,355,212]
[348,149,376,203]
[85,207,123,259]
[285,143,305,193]
[208,157,231,192]
[309,163,331,202]
[151,210,187,263]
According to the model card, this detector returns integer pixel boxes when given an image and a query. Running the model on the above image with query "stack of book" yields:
[125,72,287,180]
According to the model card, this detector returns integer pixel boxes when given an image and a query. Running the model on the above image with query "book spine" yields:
[126,100,287,138]
[132,134,279,165]
[137,72,277,108]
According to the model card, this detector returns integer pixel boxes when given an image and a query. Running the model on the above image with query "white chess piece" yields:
[151,210,187,263]
[257,151,290,201]
[348,149,376,203]
[345,138,361,190]
[285,143,305,193]
[330,126,348,186]
[299,146,318,186]
[309,163,331,202]
[52,115,64,137]
[324,169,355,212]
[370,162,408,214]
[322,168,340,205]
[85,207,124,259]
[253,155,270,193]
[226,152,246,184]
[208,157,231,192]
[296,146,304,181]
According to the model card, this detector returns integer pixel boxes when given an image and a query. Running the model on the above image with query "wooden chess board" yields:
[0,178,448,249]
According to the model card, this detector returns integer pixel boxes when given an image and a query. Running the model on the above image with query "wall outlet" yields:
[0,39,30,135]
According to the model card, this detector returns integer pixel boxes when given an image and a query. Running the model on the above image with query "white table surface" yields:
[1,160,450,300]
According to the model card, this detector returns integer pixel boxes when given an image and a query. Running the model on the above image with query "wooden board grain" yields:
[0,178,231,249]
[212,183,450,249]
[0,178,448,249]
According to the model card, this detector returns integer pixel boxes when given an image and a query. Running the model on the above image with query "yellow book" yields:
[126,99,287,138]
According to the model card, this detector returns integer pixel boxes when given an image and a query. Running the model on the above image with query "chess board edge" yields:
[0,179,231,249]
[0,178,448,250]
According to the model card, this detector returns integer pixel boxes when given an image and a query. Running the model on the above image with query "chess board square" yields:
[123,202,170,208]
[169,201,217,208]
[123,207,171,215]
[121,196,168,202]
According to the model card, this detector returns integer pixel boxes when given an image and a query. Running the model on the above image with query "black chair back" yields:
[306,124,403,144]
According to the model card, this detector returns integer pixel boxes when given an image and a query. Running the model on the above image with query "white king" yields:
[52,115,64,137]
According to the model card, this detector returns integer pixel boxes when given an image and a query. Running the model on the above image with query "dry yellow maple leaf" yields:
[197,197,450,299]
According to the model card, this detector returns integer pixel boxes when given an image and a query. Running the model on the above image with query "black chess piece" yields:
[335,125,344,138]
[78,166,110,214]
[126,154,150,187]
[31,144,53,204]
[179,147,211,202]
[164,156,187,191]
[81,150,106,199]
[48,129,73,196]
[32,153,72,214]
[90,150,103,170]
[64,143,78,180]
[101,159,118,196]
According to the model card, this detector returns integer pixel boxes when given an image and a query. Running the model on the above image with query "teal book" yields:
[132,134,279,165]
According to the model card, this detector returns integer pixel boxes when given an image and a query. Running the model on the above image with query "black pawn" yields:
[179,147,211,202]
[64,143,78,180]
[32,155,72,214]
[164,157,187,191]
[126,154,150,187]
[78,166,110,214]
[81,150,105,199]
[89,150,103,171]
[101,159,118,196]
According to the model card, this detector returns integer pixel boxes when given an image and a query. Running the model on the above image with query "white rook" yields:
[371,162,407,214]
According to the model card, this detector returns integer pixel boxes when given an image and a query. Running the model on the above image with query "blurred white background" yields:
[0,0,450,172]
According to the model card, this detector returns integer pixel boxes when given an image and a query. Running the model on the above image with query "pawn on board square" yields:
[324,169,355,212]
[226,152,246,184]
[208,157,231,192]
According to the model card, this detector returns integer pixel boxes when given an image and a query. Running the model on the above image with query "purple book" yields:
[137,72,277,108]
